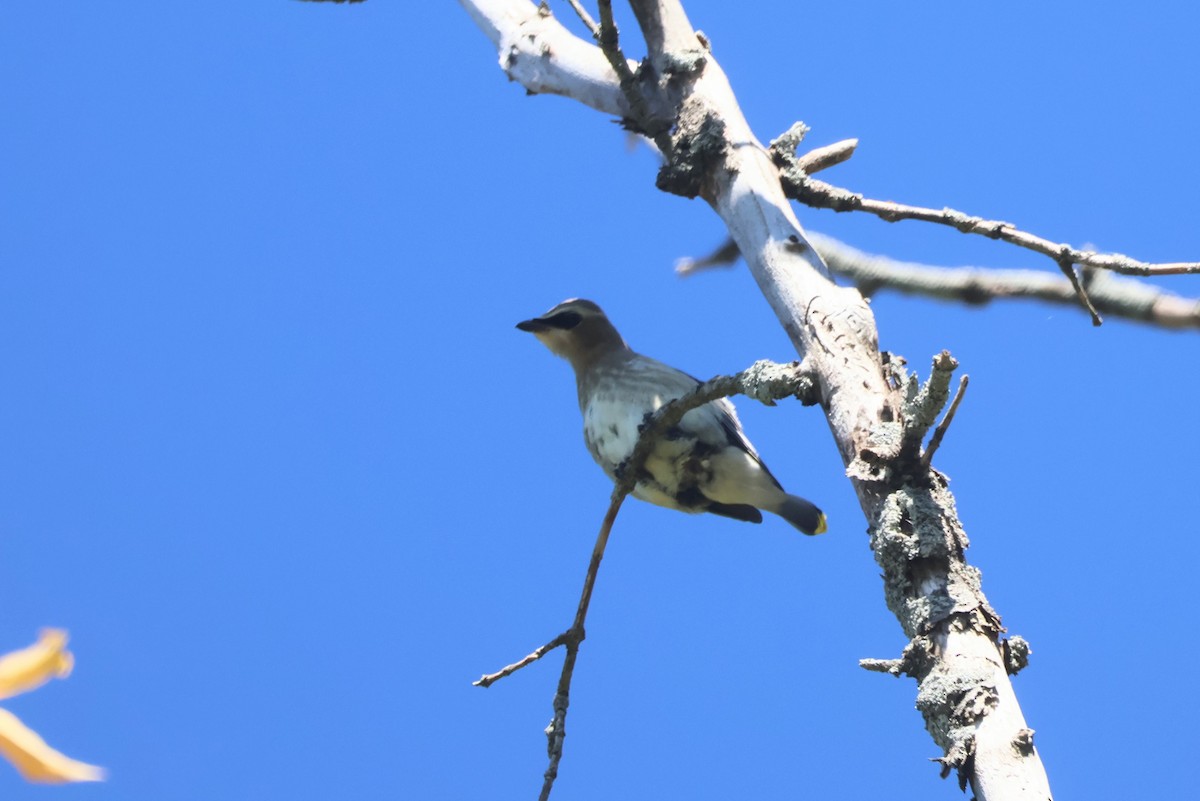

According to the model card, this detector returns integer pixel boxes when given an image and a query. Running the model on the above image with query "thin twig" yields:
[474,632,572,688]
[921,375,969,469]
[1054,255,1102,326]
[539,490,624,801]
[765,121,1198,321]
[784,170,1200,278]
[562,0,599,36]
[474,482,627,693]
[847,189,1199,278]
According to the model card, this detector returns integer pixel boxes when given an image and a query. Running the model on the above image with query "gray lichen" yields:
[656,95,726,199]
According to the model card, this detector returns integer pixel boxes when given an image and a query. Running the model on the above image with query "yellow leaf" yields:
[0,708,104,783]
[0,629,73,702]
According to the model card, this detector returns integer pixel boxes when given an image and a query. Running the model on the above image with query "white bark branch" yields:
[813,232,1200,331]
[460,0,629,115]
[462,1,1057,798]
[678,232,1200,331]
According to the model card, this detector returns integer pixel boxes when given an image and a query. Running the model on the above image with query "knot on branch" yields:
[1002,635,1031,675]
[768,121,811,158]
[847,422,901,483]
[920,666,997,791]
[740,359,819,406]
[860,634,937,678]
[769,122,864,209]
[1012,727,1037,756]
[872,487,995,636]
[660,47,706,76]
[656,95,727,198]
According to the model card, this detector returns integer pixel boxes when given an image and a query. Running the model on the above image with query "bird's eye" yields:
[543,311,583,330]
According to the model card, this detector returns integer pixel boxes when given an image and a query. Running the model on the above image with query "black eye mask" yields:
[542,311,582,330]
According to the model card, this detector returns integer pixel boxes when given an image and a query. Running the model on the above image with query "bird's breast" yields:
[582,395,654,475]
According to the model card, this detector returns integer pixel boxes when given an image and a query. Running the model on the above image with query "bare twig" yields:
[539,489,623,801]
[563,0,599,35]
[901,351,958,460]
[779,163,1200,278]
[767,124,859,176]
[474,632,572,688]
[859,657,905,675]
[795,138,859,175]
[1054,256,1103,326]
[765,120,1198,326]
[921,375,969,470]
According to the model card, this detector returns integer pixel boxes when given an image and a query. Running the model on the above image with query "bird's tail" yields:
[776,494,827,536]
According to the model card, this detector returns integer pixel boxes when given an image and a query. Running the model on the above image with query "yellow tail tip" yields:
[812,514,828,535]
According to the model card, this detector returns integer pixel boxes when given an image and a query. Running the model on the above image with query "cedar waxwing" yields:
[516,299,827,535]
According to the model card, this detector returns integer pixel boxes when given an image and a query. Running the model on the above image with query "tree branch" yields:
[464,1,1059,797]
[772,132,1200,278]
[679,232,1200,331]
[921,375,969,470]
[899,350,958,462]
[459,0,644,117]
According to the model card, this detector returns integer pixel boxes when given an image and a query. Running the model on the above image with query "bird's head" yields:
[516,298,628,368]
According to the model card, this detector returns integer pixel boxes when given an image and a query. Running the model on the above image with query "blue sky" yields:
[1,2,1197,799]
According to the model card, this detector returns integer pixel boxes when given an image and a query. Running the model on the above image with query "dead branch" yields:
[771,130,1200,279]
[679,232,1200,331]
[462,1,1066,797]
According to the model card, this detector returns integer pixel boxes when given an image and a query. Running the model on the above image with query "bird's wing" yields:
[619,357,781,481]
[633,360,785,491]
[693,397,783,489]
[711,397,759,457]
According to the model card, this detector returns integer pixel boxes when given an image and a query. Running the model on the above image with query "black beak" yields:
[516,318,548,333]
[516,310,583,332]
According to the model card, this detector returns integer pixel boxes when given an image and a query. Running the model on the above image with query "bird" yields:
[516,298,827,535]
